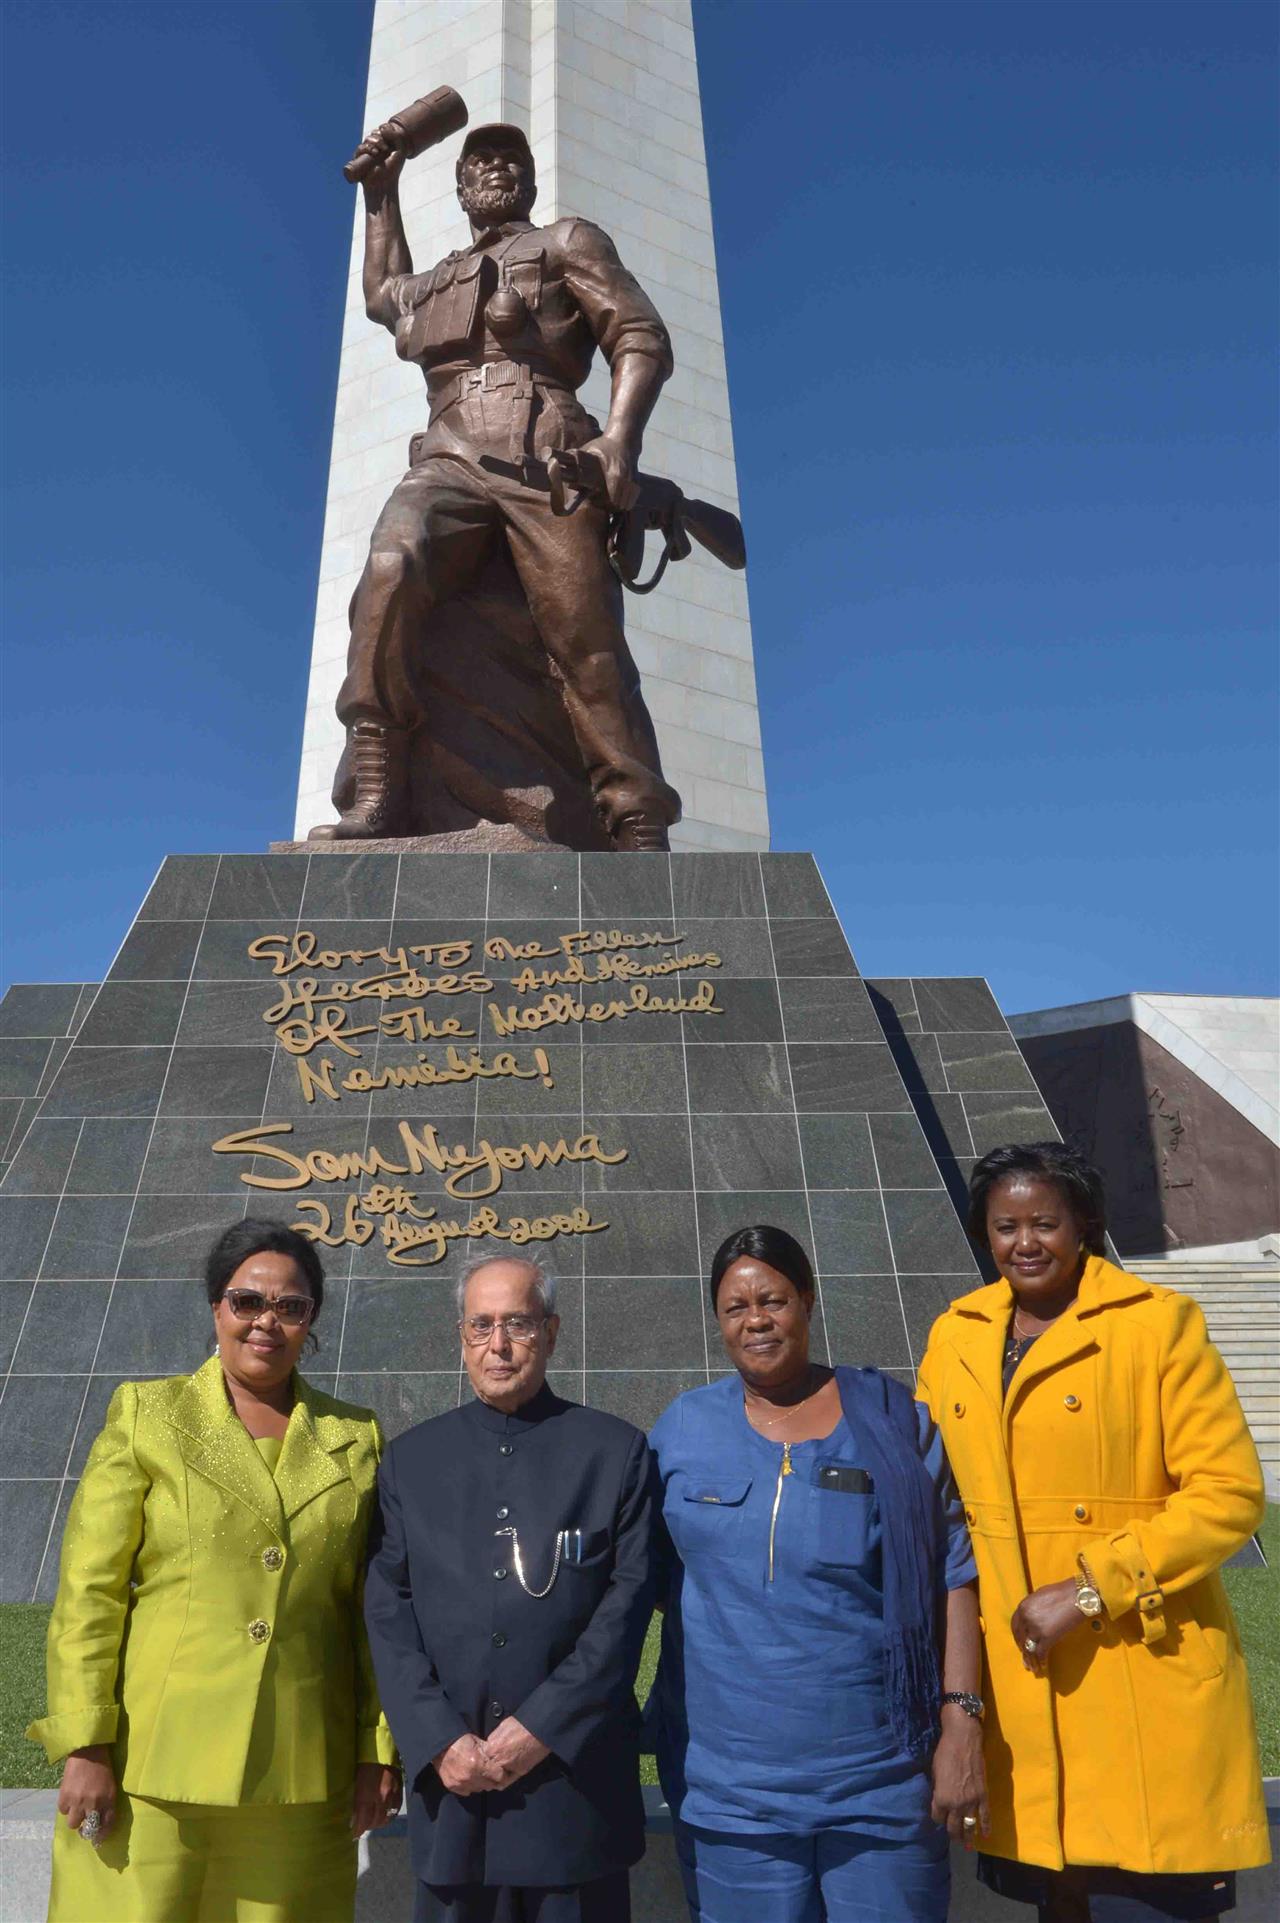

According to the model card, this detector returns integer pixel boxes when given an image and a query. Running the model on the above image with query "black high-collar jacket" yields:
[364,1384,655,1888]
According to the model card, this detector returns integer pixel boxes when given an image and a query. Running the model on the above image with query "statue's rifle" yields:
[546,449,746,595]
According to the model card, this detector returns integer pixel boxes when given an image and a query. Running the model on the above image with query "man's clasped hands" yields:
[432,1719,551,1795]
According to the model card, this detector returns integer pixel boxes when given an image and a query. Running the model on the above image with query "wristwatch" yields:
[940,1691,985,1720]
[1074,1572,1105,1618]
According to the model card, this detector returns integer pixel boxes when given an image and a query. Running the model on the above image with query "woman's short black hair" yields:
[966,1143,1107,1255]
[204,1219,326,1319]
[709,1224,815,1309]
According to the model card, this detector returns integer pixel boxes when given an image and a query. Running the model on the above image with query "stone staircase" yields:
[1143,1263,1280,1479]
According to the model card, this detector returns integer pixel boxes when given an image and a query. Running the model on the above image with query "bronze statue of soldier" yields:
[309,108,685,851]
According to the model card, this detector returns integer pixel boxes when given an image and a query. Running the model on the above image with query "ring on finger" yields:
[962,1815,978,1831]
[78,1811,103,1845]
[1023,1636,1038,1653]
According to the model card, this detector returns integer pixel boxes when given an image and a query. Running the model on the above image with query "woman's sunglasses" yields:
[220,1288,315,1328]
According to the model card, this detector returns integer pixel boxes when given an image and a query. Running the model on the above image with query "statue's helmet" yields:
[456,123,536,178]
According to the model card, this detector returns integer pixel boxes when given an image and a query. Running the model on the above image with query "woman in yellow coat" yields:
[27,1219,401,1923]
[917,1143,1269,1923]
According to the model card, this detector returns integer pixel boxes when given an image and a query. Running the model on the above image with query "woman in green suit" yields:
[28,1219,401,1923]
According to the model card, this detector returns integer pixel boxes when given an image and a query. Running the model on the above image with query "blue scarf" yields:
[835,1365,942,1758]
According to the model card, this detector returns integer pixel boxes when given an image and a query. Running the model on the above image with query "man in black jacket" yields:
[364,1252,655,1922]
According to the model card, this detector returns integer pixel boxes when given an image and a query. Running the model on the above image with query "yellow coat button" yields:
[953,1402,965,1417]
[248,1619,271,1644]
[262,1547,284,1572]
[1064,1394,1081,1410]
[965,1507,976,1525]
[1074,1504,1089,1521]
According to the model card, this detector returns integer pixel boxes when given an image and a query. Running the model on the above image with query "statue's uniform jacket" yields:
[27,1356,396,1800]
[917,1257,1270,1877]
[363,1383,656,1889]
[334,216,681,835]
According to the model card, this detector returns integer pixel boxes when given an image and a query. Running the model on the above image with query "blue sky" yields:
[2,0,1276,1011]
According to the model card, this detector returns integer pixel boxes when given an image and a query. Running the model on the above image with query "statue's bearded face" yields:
[458,143,536,226]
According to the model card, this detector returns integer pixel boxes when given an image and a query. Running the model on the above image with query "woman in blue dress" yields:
[650,1225,987,1923]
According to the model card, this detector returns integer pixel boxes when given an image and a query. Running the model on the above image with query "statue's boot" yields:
[308,722,406,841]
[612,813,671,852]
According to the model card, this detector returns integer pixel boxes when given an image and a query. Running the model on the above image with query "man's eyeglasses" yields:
[459,1314,544,1346]
[220,1288,315,1327]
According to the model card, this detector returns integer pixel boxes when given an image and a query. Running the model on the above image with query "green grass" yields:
[3,1523,1274,1789]
[1224,1502,1280,1775]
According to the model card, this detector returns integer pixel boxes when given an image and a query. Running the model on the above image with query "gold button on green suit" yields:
[27,1356,397,1922]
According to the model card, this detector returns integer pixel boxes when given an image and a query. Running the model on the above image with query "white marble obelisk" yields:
[294,0,767,852]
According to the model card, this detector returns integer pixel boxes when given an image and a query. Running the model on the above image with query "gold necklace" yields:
[746,1368,823,1430]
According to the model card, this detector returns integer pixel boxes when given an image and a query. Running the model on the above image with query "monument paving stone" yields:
[887,1031,948,1093]
[0,1482,60,1603]
[0,1041,56,1100]
[0,1282,34,1372]
[105,920,201,984]
[0,851,1063,1598]
[864,979,922,1034]
[0,986,86,1039]
[962,1092,1063,1156]
[912,977,1007,1034]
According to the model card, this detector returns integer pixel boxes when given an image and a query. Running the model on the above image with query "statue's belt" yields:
[427,359,575,427]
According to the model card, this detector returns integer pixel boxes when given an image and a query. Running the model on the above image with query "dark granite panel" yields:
[961,1092,1058,1156]
[300,852,400,920]
[582,1277,705,1370]
[788,1043,911,1114]
[475,1044,583,1117]
[193,921,274,981]
[76,981,188,1048]
[580,1114,693,1192]
[1,1118,81,1195]
[936,1033,1039,1094]
[770,920,859,978]
[0,984,83,1037]
[0,1374,85,1476]
[66,1119,161,1197]
[363,1046,497,1118]
[808,1190,894,1274]
[685,1043,791,1115]
[579,1005,690,1047]
[582,1046,686,1116]
[888,1033,947,1093]
[692,1113,804,1192]
[0,1280,34,1370]
[69,985,101,1034]
[796,1114,877,1190]
[40,1197,135,1279]
[912,978,1006,1033]
[37,1039,74,1097]
[336,1282,464,1372]
[911,1094,977,1163]
[585,1371,705,1430]
[867,1113,947,1191]
[11,1280,113,1372]
[140,1116,260,1194]
[177,982,280,1048]
[583,1192,698,1276]
[208,855,309,922]
[69,1375,131,1472]
[897,1275,977,1362]
[819,1278,912,1370]
[672,853,765,918]
[695,1191,813,1267]
[119,1197,249,1279]
[138,855,221,921]
[336,1371,461,1437]
[673,923,772,982]
[105,920,201,984]
[864,979,922,1034]
[883,1190,977,1274]
[580,852,672,919]
[395,853,490,918]
[0,1480,61,1602]
[34,1483,75,1601]
[759,854,834,919]
[0,1039,53,1098]
[159,1047,273,1117]
[263,1046,372,1120]
[487,853,580,919]
[0,1197,59,1279]
[95,1278,218,1372]
[685,978,782,1045]
[779,979,881,1044]
[1,1097,39,1164]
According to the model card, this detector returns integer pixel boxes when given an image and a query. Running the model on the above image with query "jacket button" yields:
[492,1631,507,1648]
[1064,1394,1081,1411]
[248,1619,270,1644]
[964,1507,976,1524]
[953,1402,965,1417]
[1090,1620,1103,1633]
[499,1443,513,1457]
[493,1566,507,1580]
[1074,1504,1089,1521]
[489,1701,504,1721]
[261,1547,284,1572]
[496,1507,510,1520]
